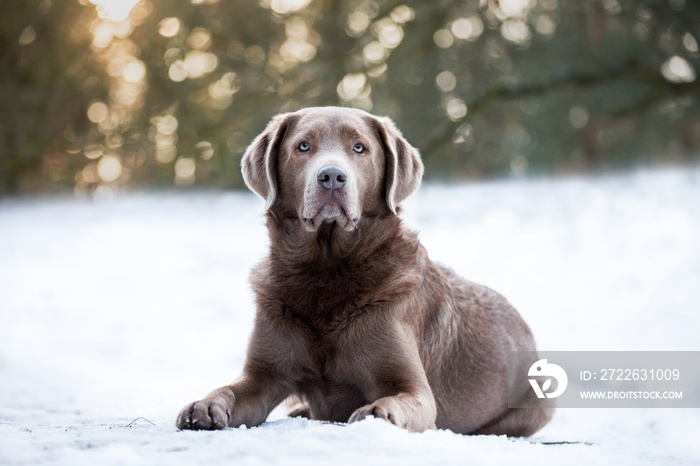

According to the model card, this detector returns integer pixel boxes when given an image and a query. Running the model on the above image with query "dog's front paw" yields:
[176,398,230,431]
[348,401,401,427]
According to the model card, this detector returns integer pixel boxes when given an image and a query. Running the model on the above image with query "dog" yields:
[176,107,553,435]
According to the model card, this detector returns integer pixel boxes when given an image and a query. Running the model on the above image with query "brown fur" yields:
[176,107,553,435]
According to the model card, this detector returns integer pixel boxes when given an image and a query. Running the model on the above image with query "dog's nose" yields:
[317,166,347,190]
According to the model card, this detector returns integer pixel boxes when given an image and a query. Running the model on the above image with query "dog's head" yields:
[241,107,423,232]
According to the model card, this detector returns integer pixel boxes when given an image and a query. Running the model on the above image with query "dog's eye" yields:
[352,143,366,154]
[297,141,310,152]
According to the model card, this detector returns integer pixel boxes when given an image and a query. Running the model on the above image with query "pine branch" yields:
[426,60,700,153]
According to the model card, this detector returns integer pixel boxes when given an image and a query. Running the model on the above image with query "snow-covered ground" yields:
[0,168,698,465]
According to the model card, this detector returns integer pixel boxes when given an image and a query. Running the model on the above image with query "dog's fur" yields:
[176,107,553,435]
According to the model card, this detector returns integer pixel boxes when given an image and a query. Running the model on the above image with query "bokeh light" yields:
[97,155,123,182]
[158,17,181,37]
[87,102,109,123]
[89,0,140,22]
[661,56,697,83]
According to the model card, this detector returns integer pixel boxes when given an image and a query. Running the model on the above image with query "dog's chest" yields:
[283,313,370,420]
[288,310,351,375]
[280,301,367,378]
[296,329,370,420]
[262,263,387,415]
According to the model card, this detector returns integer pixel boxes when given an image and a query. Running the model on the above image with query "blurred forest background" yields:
[1,0,699,198]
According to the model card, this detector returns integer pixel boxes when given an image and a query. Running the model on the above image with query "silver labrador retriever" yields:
[176,107,553,435]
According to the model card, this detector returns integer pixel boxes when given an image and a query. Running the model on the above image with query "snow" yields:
[1,168,699,465]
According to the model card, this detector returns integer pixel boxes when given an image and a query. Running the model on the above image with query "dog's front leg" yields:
[348,390,436,432]
[177,306,299,431]
[347,322,437,432]
[176,374,289,430]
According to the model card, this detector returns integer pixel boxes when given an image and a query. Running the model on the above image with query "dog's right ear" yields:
[241,113,291,209]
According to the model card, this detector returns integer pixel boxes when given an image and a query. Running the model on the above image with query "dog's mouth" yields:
[302,200,359,233]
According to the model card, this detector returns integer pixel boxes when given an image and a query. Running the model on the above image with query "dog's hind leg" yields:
[472,406,554,437]
[286,395,312,419]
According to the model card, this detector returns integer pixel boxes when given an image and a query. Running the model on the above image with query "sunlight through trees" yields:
[1,0,699,197]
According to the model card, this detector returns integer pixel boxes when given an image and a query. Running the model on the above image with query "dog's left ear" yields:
[241,113,291,209]
[373,116,424,213]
